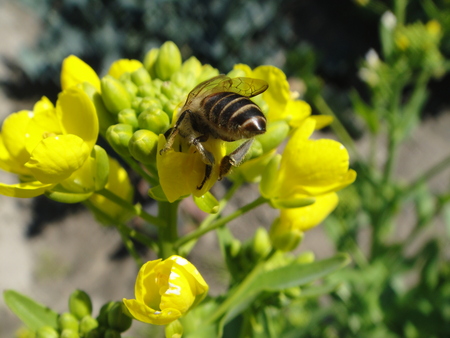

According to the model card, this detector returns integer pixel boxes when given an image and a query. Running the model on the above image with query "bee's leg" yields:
[219,138,254,180]
[192,135,215,166]
[160,110,190,155]
[197,164,212,190]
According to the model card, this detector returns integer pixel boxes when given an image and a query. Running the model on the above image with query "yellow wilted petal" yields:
[279,192,339,232]
[61,55,101,91]
[1,110,34,166]
[33,96,54,114]
[108,59,144,79]
[56,87,99,150]
[25,134,90,184]
[0,180,53,198]
[252,66,291,121]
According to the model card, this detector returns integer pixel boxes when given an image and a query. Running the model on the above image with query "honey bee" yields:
[160,75,269,189]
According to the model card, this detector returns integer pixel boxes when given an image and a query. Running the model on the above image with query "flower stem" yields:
[174,195,267,250]
[122,156,159,186]
[97,188,165,227]
[158,201,180,258]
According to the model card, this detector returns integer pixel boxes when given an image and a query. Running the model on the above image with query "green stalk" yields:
[174,196,267,249]
[158,201,180,258]
[122,156,159,186]
[97,188,165,227]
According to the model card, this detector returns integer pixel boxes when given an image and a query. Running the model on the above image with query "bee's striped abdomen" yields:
[203,92,266,138]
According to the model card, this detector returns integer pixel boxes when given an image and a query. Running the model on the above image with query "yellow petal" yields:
[56,87,99,150]
[285,100,312,128]
[108,59,144,79]
[1,110,33,166]
[122,299,182,325]
[166,255,209,296]
[61,55,101,91]
[278,192,339,232]
[25,134,90,184]
[0,134,31,176]
[25,108,62,155]
[252,66,291,122]
[310,115,333,130]
[232,64,253,76]
[0,180,53,198]
[33,96,54,114]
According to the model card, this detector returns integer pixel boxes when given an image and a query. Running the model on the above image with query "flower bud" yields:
[60,329,80,338]
[106,124,133,157]
[138,83,157,97]
[138,97,162,114]
[230,239,242,257]
[101,75,132,114]
[283,287,301,299]
[86,329,102,338]
[138,108,170,135]
[155,41,182,80]
[69,289,92,320]
[128,129,159,164]
[170,71,187,89]
[251,227,271,259]
[96,301,115,326]
[131,97,143,110]
[58,312,79,332]
[269,218,304,252]
[256,120,290,153]
[260,154,281,199]
[131,67,151,86]
[160,81,183,101]
[107,301,133,332]
[78,82,116,137]
[144,48,159,79]
[118,108,139,130]
[79,316,99,337]
[91,145,110,191]
[295,251,315,264]
[121,79,138,98]
[180,56,202,77]
[104,329,121,338]
[165,319,183,338]
[163,100,179,121]
[36,326,59,338]
[197,65,219,83]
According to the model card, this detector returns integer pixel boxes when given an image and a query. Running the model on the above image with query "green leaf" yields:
[257,253,351,291]
[3,290,59,331]
[193,192,219,214]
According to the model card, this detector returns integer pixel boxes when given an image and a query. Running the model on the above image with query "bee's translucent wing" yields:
[184,75,268,106]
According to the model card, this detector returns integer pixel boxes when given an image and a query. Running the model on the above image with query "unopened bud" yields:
[138,97,162,114]
[143,48,159,79]
[269,218,304,252]
[260,154,281,199]
[36,326,59,338]
[160,81,183,101]
[252,227,271,259]
[163,100,179,121]
[165,319,183,338]
[107,302,132,332]
[256,120,289,153]
[138,108,170,135]
[69,289,92,320]
[230,239,242,257]
[118,108,139,129]
[91,145,110,191]
[155,41,182,80]
[97,301,115,326]
[129,130,159,164]
[101,75,132,114]
[180,56,202,77]
[295,251,315,264]
[60,329,80,338]
[197,65,220,83]
[106,124,134,157]
[79,316,99,337]
[58,312,79,332]
[131,67,152,86]
[121,79,138,98]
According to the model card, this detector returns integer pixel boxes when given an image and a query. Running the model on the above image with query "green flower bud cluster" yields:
[30,291,132,338]
[100,41,220,167]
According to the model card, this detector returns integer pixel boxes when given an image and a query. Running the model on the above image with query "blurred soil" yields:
[0,1,449,337]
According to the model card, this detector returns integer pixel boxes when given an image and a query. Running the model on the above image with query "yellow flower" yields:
[0,87,100,198]
[88,157,134,224]
[123,255,208,325]
[261,117,356,203]
[156,134,226,203]
[108,59,145,79]
[61,55,101,91]
[270,193,339,251]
